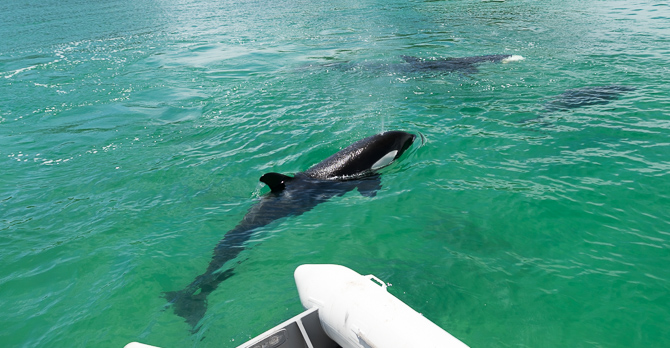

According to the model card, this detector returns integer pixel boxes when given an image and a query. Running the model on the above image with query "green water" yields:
[2,0,669,347]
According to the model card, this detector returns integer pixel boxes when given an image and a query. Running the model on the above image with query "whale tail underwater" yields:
[164,131,416,331]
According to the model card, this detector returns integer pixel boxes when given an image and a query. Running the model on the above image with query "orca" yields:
[306,54,524,75]
[164,131,416,331]
[400,54,525,74]
[542,85,636,112]
[521,85,637,124]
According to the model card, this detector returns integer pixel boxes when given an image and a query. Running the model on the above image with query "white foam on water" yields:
[502,55,525,63]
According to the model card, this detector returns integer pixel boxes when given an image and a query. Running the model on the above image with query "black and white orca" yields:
[164,131,416,330]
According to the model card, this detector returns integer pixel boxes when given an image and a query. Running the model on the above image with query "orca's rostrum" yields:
[164,131,416,330]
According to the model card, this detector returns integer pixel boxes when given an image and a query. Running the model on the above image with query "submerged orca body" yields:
[310,54,523,75]
[400,54,524,74]
[543,85,636,112]
[164,131,416,330]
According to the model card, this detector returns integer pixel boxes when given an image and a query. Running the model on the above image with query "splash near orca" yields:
[164,131,416,331]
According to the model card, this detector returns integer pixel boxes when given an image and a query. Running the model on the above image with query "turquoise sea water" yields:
[2,0,669,347]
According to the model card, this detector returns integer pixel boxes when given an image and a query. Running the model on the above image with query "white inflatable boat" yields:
[126,264,469,348]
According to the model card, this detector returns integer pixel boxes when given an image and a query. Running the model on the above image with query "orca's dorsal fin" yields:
[259,172,294,192]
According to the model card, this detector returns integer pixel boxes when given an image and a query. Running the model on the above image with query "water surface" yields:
[2,0,669,347]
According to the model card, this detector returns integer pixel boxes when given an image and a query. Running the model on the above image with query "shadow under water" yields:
[542,85,636,112]
[304,53,524,75]
[520,85,636,125]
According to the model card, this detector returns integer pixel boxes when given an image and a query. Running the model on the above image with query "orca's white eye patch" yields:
[372,150,398,170]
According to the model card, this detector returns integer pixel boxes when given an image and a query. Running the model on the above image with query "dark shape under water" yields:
[399,54,524,74]
[311,54,524,75]
[543,85,636,112]
[164,131,416,331]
